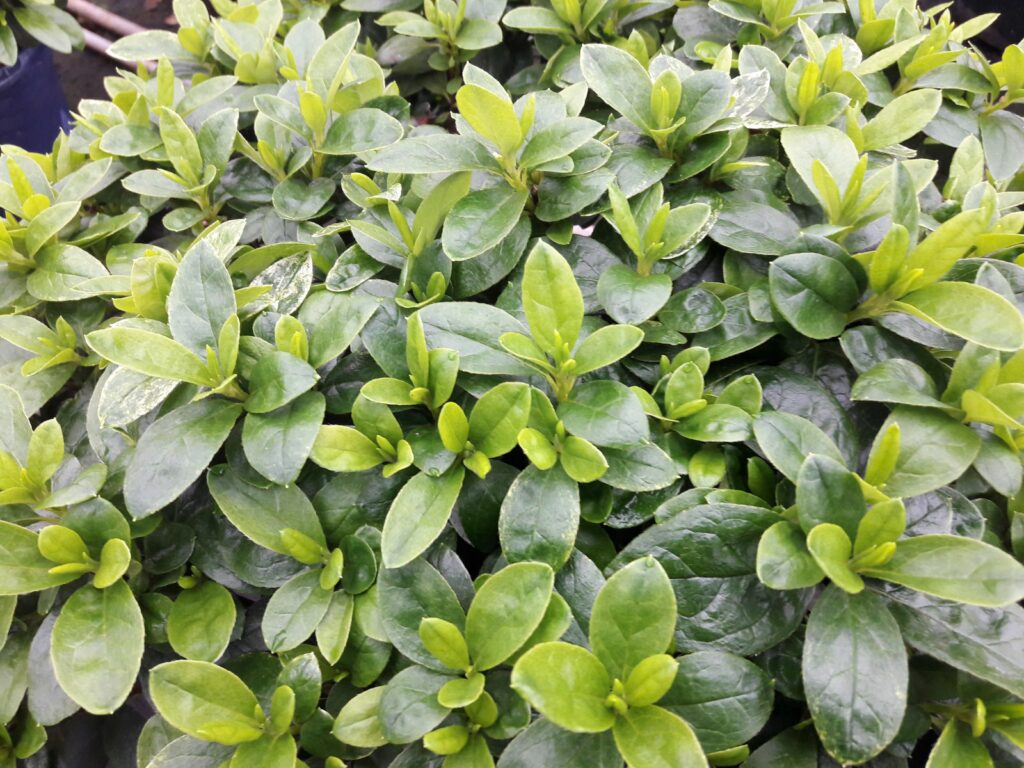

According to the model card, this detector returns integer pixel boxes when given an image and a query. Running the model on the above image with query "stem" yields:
[217,378,248,402]
[551,373,575,402]
[892,78,914,96]
[846,294,893,324]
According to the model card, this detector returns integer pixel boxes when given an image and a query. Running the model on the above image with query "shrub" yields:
[1,1,1024,766]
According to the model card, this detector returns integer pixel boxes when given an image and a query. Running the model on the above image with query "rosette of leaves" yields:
[374,0,506,94]
[1,1,1024,767]
[367,63,611,261]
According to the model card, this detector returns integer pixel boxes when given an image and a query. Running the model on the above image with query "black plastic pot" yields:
[0,46,71,153]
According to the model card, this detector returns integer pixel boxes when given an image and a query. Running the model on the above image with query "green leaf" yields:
[796,454,866,540]
[522,240,584,355]
[320,108,404,154]
[51,581,144,715]
[753,411,845,483]
[502,6,574,34]
[468,382,531,458]
[123,399,241,520]
[862,534,1024,607]
[262,570,333,652]
[381,466,465,568]
[580,44,652,129]
[442,185,528,263]
[333,686,387,748]
[303,291,380,369]
[467,562,554,671]
[756,521,825,590]
[660,650,774,754]
[25,201,80,258]
[883,585,1024,698]
[419,618,470,672]
[803,586,907,765]
[896,283,1024,351]
[369,135,502,174]
[272,177,334,222]
[26,419,63,486]
[207,466,326,554]
[520,118,602,170]
[872,407,981,498]
[245,351,319,414]
[417,302,535,376]
[559,380,648,448]
[437,672,485,708]
[560,436,608,483]
[854,499,906,556]
[769,253,859,340]
[496,717,621,768]
[600,443,678,492]
[573,325,644,375]
[310,424,384,472]
[623,655,678,708]
[229,734,297,768]
[597,266,673,325]
[926,719,993,767]
[242,392,325,485]
[660,287,726,334]
[316,591,354,666]
[781,126,860,200]
[167,243,236,357]
[0,522,77,595]
[456,84,522,157]
[379,666,451,744]
[0,631,29,724]
[158,108,204,185]
[710,199,801,256]
[590,557,676,679]
[0,384,31,463]
[861,89,942,151]
[499,464,580,569]
[743,728,817,768]
[86,327,214,387]
[378,559,466,672]
[806,524,863,594]
[167,581,236,662]
[613,705,708,768]
[511,642,615,733]
[149,660,264,745]
[850,359,946,409]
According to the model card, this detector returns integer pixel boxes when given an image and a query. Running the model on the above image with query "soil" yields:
[53,0,176,107]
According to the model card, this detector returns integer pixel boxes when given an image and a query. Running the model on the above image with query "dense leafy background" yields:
[1,0,1024,766]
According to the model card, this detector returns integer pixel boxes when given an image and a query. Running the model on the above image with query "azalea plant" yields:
[1,1,1024,767]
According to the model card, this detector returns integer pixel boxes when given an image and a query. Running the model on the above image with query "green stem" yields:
[846,294,894,324]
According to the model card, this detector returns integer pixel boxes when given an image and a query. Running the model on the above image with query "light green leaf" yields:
[381,467,465,568]
[590,557,676,679]
[896,283,1024,351]
[124,399,242,520]
[612,705,708,768]
[51,581,143,715]
[149,660,264,745]
[467,562,554,670]
[861,534,1024,607]
[442,185,528,262]
[511,642,615,733]
[522,241,584,355]
[167,581,236,662]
